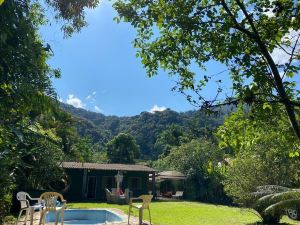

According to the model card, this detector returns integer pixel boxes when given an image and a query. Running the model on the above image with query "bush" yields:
[153,138,230,204]
[3,215,16,225]
[0,188,13,223]
[224,145,300,206]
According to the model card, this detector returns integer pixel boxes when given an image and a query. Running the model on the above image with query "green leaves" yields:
[153,138,227,202]
[113,0,300,138]
[220,103,300,214]
[263,103,272,111]
[289,151,300,157]
[113,16,121,24]
[106,133,140,164]
[44,0,100,37]
[0,0,103,220]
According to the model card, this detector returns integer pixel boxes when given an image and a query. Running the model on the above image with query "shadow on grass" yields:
[246,222,295,225]
[154,198,184,202]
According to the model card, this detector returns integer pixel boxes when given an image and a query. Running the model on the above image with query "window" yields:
[128,177,142,190]
[102,176,116,189]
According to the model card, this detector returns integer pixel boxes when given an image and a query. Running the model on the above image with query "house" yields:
[61,162,156,201]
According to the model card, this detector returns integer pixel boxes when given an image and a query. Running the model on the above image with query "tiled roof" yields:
[61,162,155,172]
[156,170,186,180]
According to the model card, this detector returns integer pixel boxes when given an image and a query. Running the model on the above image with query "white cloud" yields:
[271,29,300,65]
[271,47,289,65]
[264,10,275,18]
[94,105,102,113]
[86,91,96,100]
[149,105,167,113]
[58,98,63,103]
[262,1,276,18]
[66,94,85,108]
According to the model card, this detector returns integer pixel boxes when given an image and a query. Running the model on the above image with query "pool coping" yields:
[15,207,151,225]
[46,208,127,225]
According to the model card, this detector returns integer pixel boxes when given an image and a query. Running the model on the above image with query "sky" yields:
[40,1,294,116]
[39,1,225,116]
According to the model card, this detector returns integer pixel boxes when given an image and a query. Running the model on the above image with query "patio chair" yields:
[105,188,129,204]
[39,192,66,225]
[156,191,162,199]
[111,188,118,196]
[128,195,153,225]
[16,192,42,225]
[105,188,114,203]
[105,188,118,204]
[172,191,184,199]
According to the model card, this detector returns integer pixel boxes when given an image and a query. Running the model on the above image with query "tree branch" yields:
[234,0,300,139]
[220,0,255,39]
[282,33,300,78]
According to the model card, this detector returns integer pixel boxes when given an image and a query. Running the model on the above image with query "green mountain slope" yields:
[60,103,229,159]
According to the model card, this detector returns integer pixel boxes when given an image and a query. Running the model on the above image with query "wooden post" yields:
[152,172,156,199]
[82,169,87,199]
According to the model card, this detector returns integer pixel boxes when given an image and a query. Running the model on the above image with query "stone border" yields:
[15,208,151,225]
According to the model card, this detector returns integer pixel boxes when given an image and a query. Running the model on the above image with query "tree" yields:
[0,0,99,220]
[153,138,228,203]
[217,105,300,208]
[154,124,189,157]
[114,0,300,138]
[106,133,140,163]
[216,105,300,155]
[0,1,59,220]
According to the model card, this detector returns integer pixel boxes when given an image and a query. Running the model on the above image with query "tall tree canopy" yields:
[0,0,99,221]
[106,133,140,164]
[114,0,300,138]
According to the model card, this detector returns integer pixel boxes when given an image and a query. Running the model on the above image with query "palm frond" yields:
[264,199,300,217]
[251,186,300,224]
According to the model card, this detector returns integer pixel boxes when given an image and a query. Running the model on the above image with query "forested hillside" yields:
[61,103,229,159]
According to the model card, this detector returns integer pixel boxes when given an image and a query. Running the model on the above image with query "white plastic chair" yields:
[172,191,184,199]
[16,192,42,225]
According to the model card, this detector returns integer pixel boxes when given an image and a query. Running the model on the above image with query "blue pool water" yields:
[45,209,124,225]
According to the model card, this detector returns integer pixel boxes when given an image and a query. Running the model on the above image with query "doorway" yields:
[87,176,97,199]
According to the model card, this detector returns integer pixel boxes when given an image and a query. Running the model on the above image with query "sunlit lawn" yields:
[68,201,300,225]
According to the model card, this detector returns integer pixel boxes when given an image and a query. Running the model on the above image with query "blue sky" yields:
[40,1,228,116]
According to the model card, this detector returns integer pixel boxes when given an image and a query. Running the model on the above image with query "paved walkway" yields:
[15,208,151,225]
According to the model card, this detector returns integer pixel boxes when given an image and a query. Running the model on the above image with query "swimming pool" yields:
[45,209,125,224]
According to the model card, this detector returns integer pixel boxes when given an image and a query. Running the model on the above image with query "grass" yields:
[67,201,300,225]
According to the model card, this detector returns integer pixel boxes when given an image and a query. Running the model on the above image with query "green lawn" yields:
[67,201,300,225]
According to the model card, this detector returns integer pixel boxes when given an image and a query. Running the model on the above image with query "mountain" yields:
[60,103,229,159]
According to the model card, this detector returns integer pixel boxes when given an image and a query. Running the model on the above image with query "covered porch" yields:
[155,171,186,199]
[61,162,156,202]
